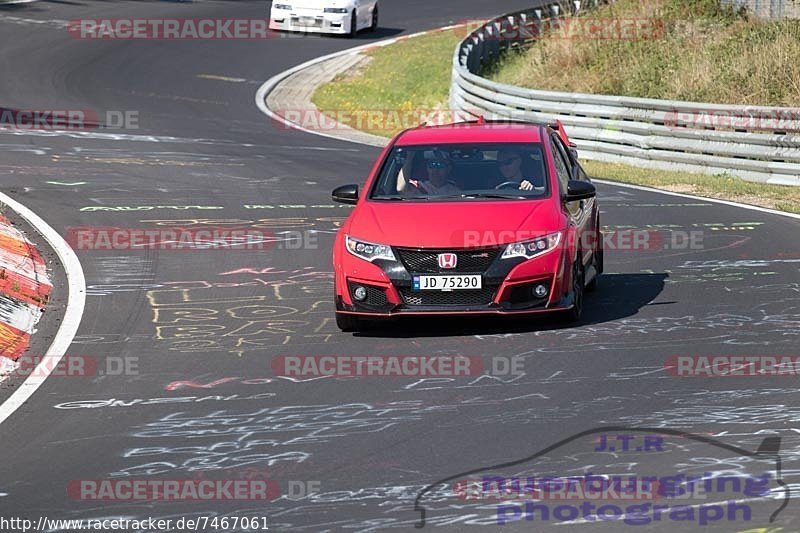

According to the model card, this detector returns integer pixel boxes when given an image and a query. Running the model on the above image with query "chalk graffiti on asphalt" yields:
[146,277,337,355]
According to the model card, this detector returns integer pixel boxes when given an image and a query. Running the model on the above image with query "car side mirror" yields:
[564,180,596,202]
[332,184,359,205]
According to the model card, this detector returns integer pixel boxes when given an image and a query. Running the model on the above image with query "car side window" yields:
[556,137,589,181]
[550,136,571,194]
[552,135,575,172]
[573,160,588,181]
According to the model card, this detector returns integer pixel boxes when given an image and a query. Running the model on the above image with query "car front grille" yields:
[399,286,496,307]
[292,16,323,27]
[395,247,500,274]
[365,285,387,307]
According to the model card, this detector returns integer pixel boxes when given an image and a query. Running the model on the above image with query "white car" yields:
[269,0,378,37]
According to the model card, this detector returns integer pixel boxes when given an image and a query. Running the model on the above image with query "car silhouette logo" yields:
[413,426,789,528]
[438,253,457,269]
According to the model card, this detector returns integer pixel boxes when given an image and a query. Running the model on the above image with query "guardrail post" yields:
[486,23,500,61]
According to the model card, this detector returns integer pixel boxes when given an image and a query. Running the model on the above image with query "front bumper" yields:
[269,9,351,34]
[335,244,571,317]
[335,299,575,318]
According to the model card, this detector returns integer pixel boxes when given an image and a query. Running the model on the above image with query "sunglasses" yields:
[427,160,449,169]
[499,157,521,166]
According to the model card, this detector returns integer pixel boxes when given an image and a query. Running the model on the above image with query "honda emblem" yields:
[438,253,458,269]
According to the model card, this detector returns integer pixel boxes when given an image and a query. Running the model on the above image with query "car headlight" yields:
[274,4,292,10]
[345,235,396,262]
[324,7,349,13]
[501,232,562,260]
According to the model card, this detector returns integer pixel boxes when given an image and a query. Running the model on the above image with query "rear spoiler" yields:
[550,119,576,148]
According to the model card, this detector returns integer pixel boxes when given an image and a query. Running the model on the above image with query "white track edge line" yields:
[0,192,86,426]
[592,179,800,220]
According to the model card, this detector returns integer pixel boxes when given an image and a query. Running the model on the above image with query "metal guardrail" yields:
[450,1,800,185]
[721,0,800,20]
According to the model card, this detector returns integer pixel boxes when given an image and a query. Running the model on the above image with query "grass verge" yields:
[311,22,800,216]
[583,161,800,214]
[487,0,800,106]
[311,29,461,138]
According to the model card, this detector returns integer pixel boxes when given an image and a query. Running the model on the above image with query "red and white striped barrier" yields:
[0,214,51,376]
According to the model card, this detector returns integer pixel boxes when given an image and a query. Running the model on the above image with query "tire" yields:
[336,312,361,332]
[370,4,379,31]
[586,216,602,292]
[348,11,358,37]
[585,247,602,292]
[563,257,585,323]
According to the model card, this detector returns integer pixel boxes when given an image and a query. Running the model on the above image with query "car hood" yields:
[347,201,562,248]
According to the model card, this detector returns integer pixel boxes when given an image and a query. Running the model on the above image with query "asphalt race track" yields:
[1,1,799,532]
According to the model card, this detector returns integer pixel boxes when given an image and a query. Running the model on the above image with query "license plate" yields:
[413,275,482,291]
[298,17,319,26]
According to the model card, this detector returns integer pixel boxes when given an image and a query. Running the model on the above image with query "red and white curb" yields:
[0,213,52,379]
[0,192,85,425]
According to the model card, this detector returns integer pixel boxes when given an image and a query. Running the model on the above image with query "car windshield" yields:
[369,143,550,201]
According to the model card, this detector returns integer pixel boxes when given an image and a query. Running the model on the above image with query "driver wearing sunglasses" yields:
[398,150,460,196]
[497,150,536,191]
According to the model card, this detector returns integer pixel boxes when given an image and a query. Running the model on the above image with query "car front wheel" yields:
[586,246,602,292]
[563,257,584,323]
[370,4,379,31]
[348,11,358,37]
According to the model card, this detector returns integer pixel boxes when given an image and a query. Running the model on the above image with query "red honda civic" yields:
[331,119,602,331]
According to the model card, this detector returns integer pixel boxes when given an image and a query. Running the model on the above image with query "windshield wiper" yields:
[373,196,431,201]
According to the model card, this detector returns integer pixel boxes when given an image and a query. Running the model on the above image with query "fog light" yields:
[533,284,548,298]
[353,286,368,301]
